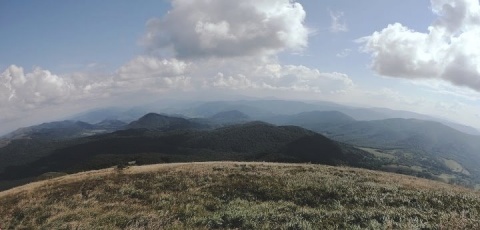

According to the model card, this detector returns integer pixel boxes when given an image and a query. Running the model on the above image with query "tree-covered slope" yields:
[0,121,379,190]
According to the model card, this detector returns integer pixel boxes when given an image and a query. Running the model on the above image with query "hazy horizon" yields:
[2,0,480,134]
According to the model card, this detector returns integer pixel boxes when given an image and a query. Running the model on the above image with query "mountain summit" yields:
[126,113,205,131]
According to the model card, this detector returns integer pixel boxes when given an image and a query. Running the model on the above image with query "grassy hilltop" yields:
[1,162,480,229]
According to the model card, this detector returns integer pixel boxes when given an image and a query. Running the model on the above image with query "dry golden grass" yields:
[1,162,479,229]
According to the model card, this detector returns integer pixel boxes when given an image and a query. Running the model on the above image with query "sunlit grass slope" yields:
[1,162,480,229]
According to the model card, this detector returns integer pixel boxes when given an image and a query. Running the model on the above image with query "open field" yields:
[357,147,396,160]
[1,162,480,229]
[443,158,471,176]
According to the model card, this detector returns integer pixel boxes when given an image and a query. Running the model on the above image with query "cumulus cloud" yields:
[117,56,188,79]
[329,10,348,33]
[115,56,192,91]
[258,64,354,93]
[210,63,354,94]
[142,0,309,59]
[0,0,358,134]
[213,73,258,89]
[0,65,73,109]
[0,58,354,129]
[67,72,112,96]
[358,0,480,92]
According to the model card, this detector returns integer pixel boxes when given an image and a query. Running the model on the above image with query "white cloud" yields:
[142,0,309,59]
[67,72,112,96]
[110,54,355,96]
[212,73,259,90]
[0,65,73,109]
[117,56,188,80]
[358,0,480,92]
[0,57,355,135]
[0,0,358,134]
[329,10,348,33]
[260,64,354,93]
[116,56,191,91]
[209,62,354,94]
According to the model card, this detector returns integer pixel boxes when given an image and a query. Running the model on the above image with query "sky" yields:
[1,0,480,134]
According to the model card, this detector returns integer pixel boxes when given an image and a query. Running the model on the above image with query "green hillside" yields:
[1,162,479,229]
[3,111,480,191]
[126,113,207,131]
[279,114,480,187]
[0,121,379,190]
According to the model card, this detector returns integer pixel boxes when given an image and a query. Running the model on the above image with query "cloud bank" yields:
[359,0,480,92]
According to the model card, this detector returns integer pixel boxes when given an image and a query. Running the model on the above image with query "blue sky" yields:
[1,0,480,134]
[0,0,169,73]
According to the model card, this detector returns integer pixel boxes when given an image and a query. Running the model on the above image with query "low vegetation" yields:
[1,162,479,229]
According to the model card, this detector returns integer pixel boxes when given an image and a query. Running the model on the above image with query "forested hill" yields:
[0,120,379,190]
[2,110,480,190]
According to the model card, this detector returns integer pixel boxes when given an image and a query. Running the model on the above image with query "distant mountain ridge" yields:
[64,100,480,135]
[175,100,480,135]
[311,118,480,183]
[2,120,125,140]
[2,100,480,190]
[208,110,250,124]
[269,110,355,127]
[0,119,379,190]
[125,113,208,131]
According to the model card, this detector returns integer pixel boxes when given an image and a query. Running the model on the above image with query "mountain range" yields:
[0,113,379,190]
[1,99,480,191]
[65,100,480,136]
